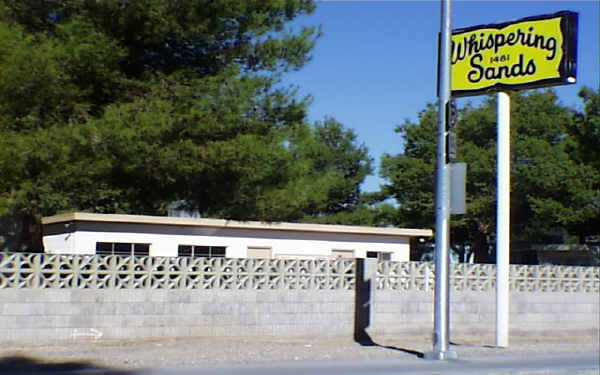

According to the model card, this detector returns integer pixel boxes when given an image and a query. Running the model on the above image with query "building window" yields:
[331,249,355,259]
[96,242,150,256]
[247,247,272,259]
[178,245,226,258]
[366,251,391,261]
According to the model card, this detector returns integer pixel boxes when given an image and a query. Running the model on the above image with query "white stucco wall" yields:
[44,229,410,261]
[42,213,432,261]
[43,233,77,255]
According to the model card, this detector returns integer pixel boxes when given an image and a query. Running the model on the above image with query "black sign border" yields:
[450,11,578,98]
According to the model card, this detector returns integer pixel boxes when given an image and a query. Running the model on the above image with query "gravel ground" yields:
[1,334,598,372]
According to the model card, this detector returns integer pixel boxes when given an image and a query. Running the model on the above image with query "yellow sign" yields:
[451,12,577,97]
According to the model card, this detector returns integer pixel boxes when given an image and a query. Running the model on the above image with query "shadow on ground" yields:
[354,258,425,359]
[0,355,130,375]
[357,339,425,358]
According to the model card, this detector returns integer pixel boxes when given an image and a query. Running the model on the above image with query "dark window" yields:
[178,245,193,257]
[95,242,150,256]
[195,246,211,257]
[114,243,132,255]
[96,242,113,255]
[178,245,226,258]
[134,243,150,256]
[379,252,391,261]
[211,247,226,257]
[366,251,392,261]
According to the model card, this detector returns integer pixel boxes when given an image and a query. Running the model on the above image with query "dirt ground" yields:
[1,333,598,372]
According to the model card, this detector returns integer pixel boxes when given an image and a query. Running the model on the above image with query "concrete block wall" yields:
[370,290,599,339]
[0,255,598,345]
[0,288,355,344]
[1,287,598,345]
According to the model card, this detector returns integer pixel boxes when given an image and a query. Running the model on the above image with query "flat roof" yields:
[43,212,433,238]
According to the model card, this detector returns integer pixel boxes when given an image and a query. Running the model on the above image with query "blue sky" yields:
[282,1,599,192]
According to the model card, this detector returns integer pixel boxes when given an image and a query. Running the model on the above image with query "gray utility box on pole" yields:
[450,162,466,215]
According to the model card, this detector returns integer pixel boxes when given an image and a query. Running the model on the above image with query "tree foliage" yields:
[0,0,375,251]
[380,89,600,260]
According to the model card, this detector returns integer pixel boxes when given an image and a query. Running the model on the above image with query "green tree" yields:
[380,89,600,261]
[567,88,600,238]
[0,1,374,251]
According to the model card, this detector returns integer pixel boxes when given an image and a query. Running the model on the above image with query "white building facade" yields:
[42,213,432,261]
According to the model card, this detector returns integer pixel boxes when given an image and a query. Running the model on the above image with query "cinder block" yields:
[211,303,237,315]
[479,301,495,313]
[69,290,101,303]
[86,315,122,328]
[13,328,50,342]
[239,311,262,326]
[322,290,352,303]
[93,302,117,315]
[212,325,237,337]
[145,289,168,302]
[397,312,433,324]
[214,290,236,303]
[0,315,17,329]
[179,301,201,314]
[166,290,191,303]
[287,302,305,314]
[17,315,70,329]
[44,315,71,329]
[128,326,155,339]
[78,303,102,316]
[113,303,132,315]
[418,302,433,313]
[99,290,127,302]
[0,289,21,302]
[13,290,47,303]
[450,312,481,324]
[452,301,483,314]
[235,302,255,315]
[255,290,278,302]
[39,289,72,303]
[299,291,319,302]
[402,291,434,302]
[187,290,214,303]
[238,290,258,302]
[340,302,354,313]
[265,302,289,314]
[133,302,157,315]
[187,324,215,337]
[264,313,291,325]
[374,291,395,302]
[99,326,137,340]
[160,302,182,315]
[49,328,76,341]
[375,302,400,314]
[270,324,294,336]
[375,312,398,324]
[516,312,561,323]
[139,314,167,327]
[560,312,597,323]
[3,303,42,315]
[0,329,18,343]
[568,303,595,313]
[151,302,169,315]
[67,314,96,328]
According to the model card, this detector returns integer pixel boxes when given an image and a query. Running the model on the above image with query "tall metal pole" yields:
[429,0,455,361]
[496,92,510,347]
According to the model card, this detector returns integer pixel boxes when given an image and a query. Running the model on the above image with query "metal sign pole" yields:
[427,0,456,361]
[496,92,510,347]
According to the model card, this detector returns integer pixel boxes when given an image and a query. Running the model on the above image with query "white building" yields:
[42,212,432,261]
